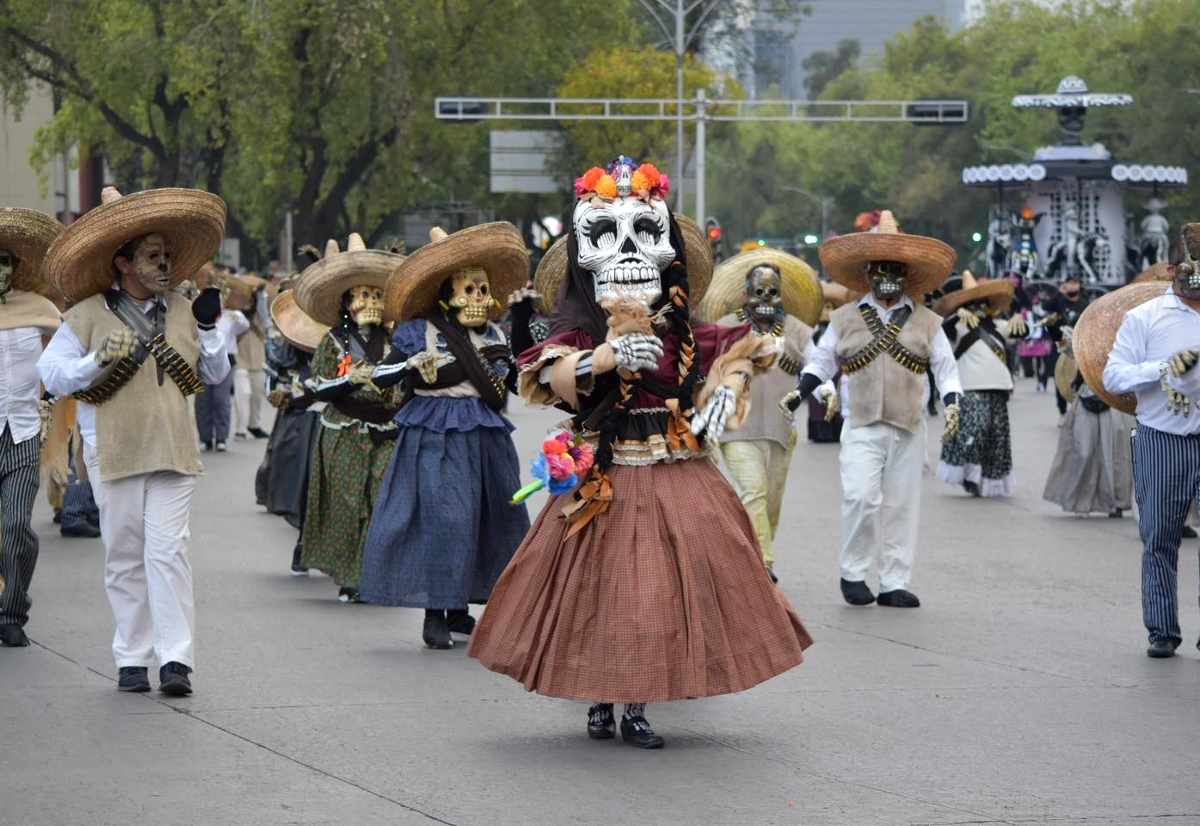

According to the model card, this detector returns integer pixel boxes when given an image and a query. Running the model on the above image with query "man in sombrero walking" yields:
[784,210,961,608]
[38,186,229,694]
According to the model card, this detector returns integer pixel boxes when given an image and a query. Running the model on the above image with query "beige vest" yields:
[237,322,266,370]
[833,301,941,433]
[66,292,204,482]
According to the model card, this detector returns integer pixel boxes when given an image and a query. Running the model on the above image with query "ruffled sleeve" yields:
[516,329,595,408]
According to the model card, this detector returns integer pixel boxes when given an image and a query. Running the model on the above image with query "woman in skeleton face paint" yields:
[467,157,813,750]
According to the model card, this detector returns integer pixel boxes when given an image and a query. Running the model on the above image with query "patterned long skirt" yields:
[937,389,1014,497]
[301,423,395,588]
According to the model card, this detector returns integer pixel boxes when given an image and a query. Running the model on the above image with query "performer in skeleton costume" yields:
[469,157,812,749]
[696,248,827,582]
[38,186,228,694]
[783,210,961,608]
[934,271,1028,497]
[357,224,531,650]
[0,209,63,647]
[293,235,405,603]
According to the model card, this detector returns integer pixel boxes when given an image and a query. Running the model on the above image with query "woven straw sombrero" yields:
[819,210,955,298]
[46,186,226,304]
[294,234,404,327]
[385,222,528,323]
[0,208,64,299]
[270,289,329,353]
[1074,281,1171,414]
[696,247,821,326]
[933,270,1015,317]
[1055,352,1079,404]
[1134,262,1173,283]
[224,276,257,311]
[822,280,857,307]
[535,214,713,314]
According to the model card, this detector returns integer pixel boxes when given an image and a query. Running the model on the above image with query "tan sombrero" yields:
[294,233,404,327]
[696,247,822,326]
[819,209,955,298]
[1134,262,1173,283]
[385,222,528,323]
[224,276,257,311]
[1055,353,1079,404]
[270,289,329,353]
[0,208,65,299]
[1074,281,1171,414]
[933,270,1016,317]
[535,214,713,314]
[45,186,226,304]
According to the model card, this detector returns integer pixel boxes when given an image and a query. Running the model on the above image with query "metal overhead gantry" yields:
[435,94,969,224]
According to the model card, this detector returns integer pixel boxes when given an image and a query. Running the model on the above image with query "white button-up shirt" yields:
[0,327,46,444]
[38,297,231,446]
[802,294,963,397]
[1103,286,1200,435]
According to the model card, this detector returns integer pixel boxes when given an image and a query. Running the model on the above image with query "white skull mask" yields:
[447,267,492,328]
[573,195,674,308]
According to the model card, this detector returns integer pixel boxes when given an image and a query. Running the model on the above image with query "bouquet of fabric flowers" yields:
[510,430,595,504]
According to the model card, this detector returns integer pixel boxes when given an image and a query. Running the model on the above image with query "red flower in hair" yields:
[574,167,606,197]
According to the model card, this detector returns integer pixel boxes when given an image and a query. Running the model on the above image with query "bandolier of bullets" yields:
[778,354,801,375]
[839,305,930,376]
[73,334,204,405]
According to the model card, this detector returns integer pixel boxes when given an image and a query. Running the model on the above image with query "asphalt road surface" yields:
[3,379,1198,825]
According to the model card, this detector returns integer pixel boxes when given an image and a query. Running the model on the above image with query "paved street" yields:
[2,378,1199,826]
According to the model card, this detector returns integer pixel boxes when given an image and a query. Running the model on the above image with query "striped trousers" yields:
[0,424,41,627]
[1132,424,1200,644]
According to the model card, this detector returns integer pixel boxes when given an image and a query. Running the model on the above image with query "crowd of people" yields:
[3,155,1200,747]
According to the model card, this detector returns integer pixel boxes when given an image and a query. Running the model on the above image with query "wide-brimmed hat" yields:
[224,276,257,311]
[822,280,857,307]
[535,214,713,314]
[385,223,528,323]
[933,269,1016,316]
[270,289,329,353]
[46,186,226,304]
[1054,352,1079,403]
[696,247,821,326]
[1074,281,1170,414]
[819,210,956,298]
[1134,262,1173,283]
[293,233,404,327]
[0,208,65,299]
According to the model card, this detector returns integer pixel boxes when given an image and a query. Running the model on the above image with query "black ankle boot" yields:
[290,543,308,576]
[587,703,615,740]
[422,610,452,650]
[446,609,475,636]
[840,578,876,606]
[620,713,665,749]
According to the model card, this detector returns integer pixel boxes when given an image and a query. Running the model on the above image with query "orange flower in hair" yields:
[595,174,618,199]
[631,170,651,195]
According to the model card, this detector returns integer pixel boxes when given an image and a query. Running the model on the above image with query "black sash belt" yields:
[953,320,1006,364]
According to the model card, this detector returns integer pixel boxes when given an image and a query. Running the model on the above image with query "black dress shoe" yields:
[248,427,270,439]
[587,703,615,740]
[1147,639,1180,659]
[877,589,921,608]
[118,666,150,692]
[963,480,981,497]
[290,543,308,576]
[446,609,475,636]
[159,662,193,696]
[620,715,665,749]
[1183,526,1198,539]
[840,578,876,606]
[422,610,452,650]
[337,587,362,603]
[53,509,62,524]
[61,521,101,538]
[0,624,30,647]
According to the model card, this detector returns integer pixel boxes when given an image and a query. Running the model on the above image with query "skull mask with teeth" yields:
[866,260,908,304]
[743,264,784,331]
[445,266,493,328]
[573,193,674,309]
[1174,223,1200,301]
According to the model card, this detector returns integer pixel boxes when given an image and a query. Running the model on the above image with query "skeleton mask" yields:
[573,195,674,308]
[0,249,13,302]
[347,284,384,328]
[1175,224,1200,301]
[115,233,173,296]
[743,264,784,330]
[446,267,492,328]
[866,260,907,302]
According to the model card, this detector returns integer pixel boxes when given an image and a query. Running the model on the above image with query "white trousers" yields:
[85,444,197,669]
[233,367,265,433]
[839,420,925,592]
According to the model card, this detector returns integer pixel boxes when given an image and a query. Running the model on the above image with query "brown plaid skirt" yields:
[468,457,813,703]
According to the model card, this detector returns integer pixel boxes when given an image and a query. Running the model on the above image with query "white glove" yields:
[96,328,136,366]
[957,307,980,329]
[779,389,800,421]
[820,383,841,421]
[691,385,738,441]
[1006,315,1028,338]
[611,332,664,374]
[943,403,961,441]
[1169,348,1199,378]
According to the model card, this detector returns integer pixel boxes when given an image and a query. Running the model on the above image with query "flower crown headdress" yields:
[574,155,671,202]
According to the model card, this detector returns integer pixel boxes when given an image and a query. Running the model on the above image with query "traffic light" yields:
[705,217,723,262]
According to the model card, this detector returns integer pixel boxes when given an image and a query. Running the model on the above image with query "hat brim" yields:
[696,247,822,326]
[535,214,714,314]
[294,249,403,327]
[45,188,226,304]
[0,208,65,299]
[933,279,1015,317]
[1074,281,1170,415]
[1134,262,1173,283]
[385,222,529,323]
[270,290,329,353]
[1054,353,1079,403]
[819,231,956,298]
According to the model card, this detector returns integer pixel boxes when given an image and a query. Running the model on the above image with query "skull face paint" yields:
[0,249,13,301]
[866,260,907,303]
[743,264,784,330]
[116,233,173,296]
[447,267,492,328]
[573,196,674,308]
[1174,260,1200,301]
[347,284,385,327]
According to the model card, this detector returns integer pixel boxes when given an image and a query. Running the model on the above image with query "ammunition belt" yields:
[839,305,930,376]
[778,354,801,375]
[74,334,204,405]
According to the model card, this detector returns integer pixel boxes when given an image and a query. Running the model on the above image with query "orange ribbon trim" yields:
[560,469,613,539]
[336,354,354,377]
